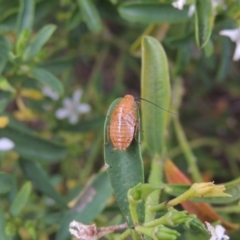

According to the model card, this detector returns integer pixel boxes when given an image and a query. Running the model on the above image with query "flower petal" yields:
[55,108,69,119]
[0,138,15,151]
[215,225,226,238]
[233,42,240,61]
[68,113,79,125]
[77,103,91,114]
[42,86,59,101]
[188,4,195,17]
[172,0,186,10]
[63,98,73,108]
[72,89,83,103]
[219,28,240,42]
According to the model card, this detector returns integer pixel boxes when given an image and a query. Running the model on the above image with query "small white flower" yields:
[219,28,240,61]
[42,86,59,101]
[55,89,91,125]
[0,138,15,151]
[172,0,186,10]
[205,222,229,240]
[188,4,195,17]
[172,0,227,17]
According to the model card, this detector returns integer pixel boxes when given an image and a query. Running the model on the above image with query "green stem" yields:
[145,156,163,222]
[214,205,240,214]
[116,229,131,240]
[129,201,139,225]
[169,137,220,159]
[173,117,202,182]
[148,202,166,212]
[131,230,141,240]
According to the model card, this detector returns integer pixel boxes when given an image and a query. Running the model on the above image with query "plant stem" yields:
[116,229,131,240]
[145,155,163,222]
[129,201,139,225]
[173,117,202,182]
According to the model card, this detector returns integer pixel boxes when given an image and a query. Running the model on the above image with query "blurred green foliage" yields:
[0,0,240,239]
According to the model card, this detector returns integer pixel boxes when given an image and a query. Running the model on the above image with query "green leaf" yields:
[118,3,190,24]
[164,177,240,204]
[0,78,15,92]
[30,67,63,96]
[77,0,103,33]
[16,29,31,57]
[16,0,35,36]
[203,38,214,57]
[104,98,144,227]
[9,181,32,216]
[195,0,213,48]
[56,171,112,240]
[0,173,14,194]
[141,36,170,156]
[24,24,57,60]
[19,158,66,206]
[216,26,232,82]
[1,117,67,162]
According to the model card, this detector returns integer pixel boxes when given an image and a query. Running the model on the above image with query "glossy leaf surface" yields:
[1,117,67,162]
[141,36,170,156]
[56,171,112,240]
[77,0,103,33]
[19,158,66,206]
[119,3,189,24]
[195,0,213,47]
[16,0,34,35]
[24,24,56,60]
[30,67,63,96]
[9,182,32,216]
[104,98,144,227]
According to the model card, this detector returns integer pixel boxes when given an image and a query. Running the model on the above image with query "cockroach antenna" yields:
[135,97,176,115]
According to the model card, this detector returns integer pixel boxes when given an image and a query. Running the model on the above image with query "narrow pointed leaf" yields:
[164,176,240,204]
[119,3,190,24]
[1,118,67,162]
[195,0,213,48]
[24,24,57,60]
[56,171,112,240]
[76,0,103,33]
[104,98,144,227]
[19,158,66,206]
[164,159,239,231]
[30,67,63,96]
[16,0,34,36]
[141,36,170,156]
[9,182,32,216]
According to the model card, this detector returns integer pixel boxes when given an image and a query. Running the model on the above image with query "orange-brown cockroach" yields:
[108,94,174,151]
[109,95,139,151]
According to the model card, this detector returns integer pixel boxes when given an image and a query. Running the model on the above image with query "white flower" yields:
[172,0,227,17]
[172,0,186,10]
[0,138,15,151]
[219,28,240,61]
[42,86,59,101]
[205,222,229,240]
[188,4,195,17]
[55,89,91,125]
